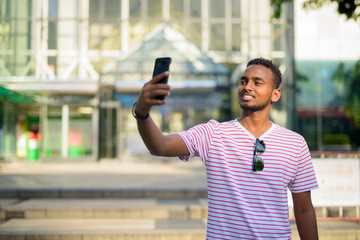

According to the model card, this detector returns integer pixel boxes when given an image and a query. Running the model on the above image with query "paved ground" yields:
[0,159,359,240]
[0,159,207,189]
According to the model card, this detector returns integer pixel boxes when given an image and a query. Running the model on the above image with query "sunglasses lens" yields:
[256,140,266,153]
[254,156,264,171]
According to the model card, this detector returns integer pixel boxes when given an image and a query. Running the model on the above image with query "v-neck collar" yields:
[234,119,276,141]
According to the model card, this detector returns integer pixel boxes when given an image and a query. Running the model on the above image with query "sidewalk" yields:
[0,159,207,197]
[0,159,360,240]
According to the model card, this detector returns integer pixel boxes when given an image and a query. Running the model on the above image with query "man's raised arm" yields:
[134,71,189,157]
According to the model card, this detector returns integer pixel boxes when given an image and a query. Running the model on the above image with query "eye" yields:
[240,79,246,85]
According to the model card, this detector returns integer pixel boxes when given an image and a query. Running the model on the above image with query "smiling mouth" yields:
[241,94,254,101]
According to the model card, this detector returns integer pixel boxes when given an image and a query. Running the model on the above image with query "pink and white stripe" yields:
[178,119,318,239]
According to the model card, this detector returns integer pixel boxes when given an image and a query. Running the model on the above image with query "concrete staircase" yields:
[1,195,360,240]
[0,197,207,240]
[0,162,359,239]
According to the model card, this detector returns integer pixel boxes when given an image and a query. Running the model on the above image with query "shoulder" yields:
[194,119,236,127]
[271,125,306,143]
[188,119,237,133]
[206,119,239,129]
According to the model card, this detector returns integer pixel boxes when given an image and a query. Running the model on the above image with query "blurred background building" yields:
[0,0,359,162]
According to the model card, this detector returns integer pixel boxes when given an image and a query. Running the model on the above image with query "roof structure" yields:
[101,24,230,93]
[102,24,230,76]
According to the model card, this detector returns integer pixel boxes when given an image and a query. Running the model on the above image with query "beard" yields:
[239,95,272,112]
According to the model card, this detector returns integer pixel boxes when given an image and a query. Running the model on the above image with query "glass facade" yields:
[4,0,357,161]
[294,0,360,154]
[296,60,360,152]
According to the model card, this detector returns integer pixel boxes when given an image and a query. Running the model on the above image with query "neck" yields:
[238,111,272,139]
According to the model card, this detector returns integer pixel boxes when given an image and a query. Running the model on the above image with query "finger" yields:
[149,71,170,84]
[137,88,170,105]
[143,83,172,94]
[149,89,171,99]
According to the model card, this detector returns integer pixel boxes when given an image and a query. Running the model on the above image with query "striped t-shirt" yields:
[177,119,318,239]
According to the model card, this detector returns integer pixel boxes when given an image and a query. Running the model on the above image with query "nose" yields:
[243,81,254,92]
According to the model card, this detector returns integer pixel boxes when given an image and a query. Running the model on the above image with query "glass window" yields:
[44,106,62,157]
[90,0,121,20]
[296,60,360,151]
[232,23,241,51]
[189,0,201,18]
[1,19,11,48]
[89,0,100,19]
[49,0,58,19]
[88,0,122,51]
[48,56,57,75]
[58,20,78,50]
[89,23,100,49]
[4,18,32,75]
[100,23,121,50]
[130,0,141,19]
[129,21,146,47]
[210,0,225,18]
[89,22,121,50]
[148,0,162,18]
[105,0,121,20]
[210,23,225,50]
[273,24,286,51]
[69,107,94,158]
[2,102,17,159]
[48,21,58,49]
[232,0,241,18]
[58,0,79,18]
[189,22,202,47]
[99,108,117,158]
[170,0,184,18]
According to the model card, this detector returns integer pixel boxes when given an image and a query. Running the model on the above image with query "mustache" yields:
[239,90,255,97]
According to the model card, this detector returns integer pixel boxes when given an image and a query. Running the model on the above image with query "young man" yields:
[133,58,319,239]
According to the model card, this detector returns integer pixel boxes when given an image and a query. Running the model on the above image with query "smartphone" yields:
[152,57,171,100]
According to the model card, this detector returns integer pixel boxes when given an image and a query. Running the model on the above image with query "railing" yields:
[311,151,360,159]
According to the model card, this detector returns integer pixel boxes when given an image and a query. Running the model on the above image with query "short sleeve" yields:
[177,120,217,163]
[288,140,319,193]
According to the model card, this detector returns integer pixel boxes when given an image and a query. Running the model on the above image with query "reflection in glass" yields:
[170,0,184,18]
[210,23,225,51]
[232,0,241,18]
[130,0,142,19]
[190,0,201,18]
[148,0,162,18]
[210,0,225,18]
[232,24,241,51]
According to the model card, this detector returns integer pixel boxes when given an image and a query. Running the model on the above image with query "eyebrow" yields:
[240,76,264,81]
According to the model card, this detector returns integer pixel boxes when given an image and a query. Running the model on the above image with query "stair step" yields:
[0,189,208,199]
[0,218,206,240]
[1,199,360,240]
[1,198,208,220]
[1,218,360,240]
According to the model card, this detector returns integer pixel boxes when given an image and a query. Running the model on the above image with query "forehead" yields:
[243,64,273,81]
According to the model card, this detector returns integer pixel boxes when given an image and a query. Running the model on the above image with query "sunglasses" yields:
[253,139,266,171]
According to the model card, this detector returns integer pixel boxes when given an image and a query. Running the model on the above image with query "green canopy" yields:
[0,86,36,103]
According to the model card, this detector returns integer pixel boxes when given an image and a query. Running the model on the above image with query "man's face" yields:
[238,64,280,112]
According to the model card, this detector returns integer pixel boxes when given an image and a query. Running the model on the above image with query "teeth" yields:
[243,95,253,100]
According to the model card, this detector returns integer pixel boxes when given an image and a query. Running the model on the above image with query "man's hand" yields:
[134,71,189,157]
[135,71,171,118]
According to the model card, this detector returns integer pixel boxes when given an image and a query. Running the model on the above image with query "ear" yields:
[271,88,281,103]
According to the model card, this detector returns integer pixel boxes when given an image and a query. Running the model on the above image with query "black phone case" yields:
[153,57,171,100]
